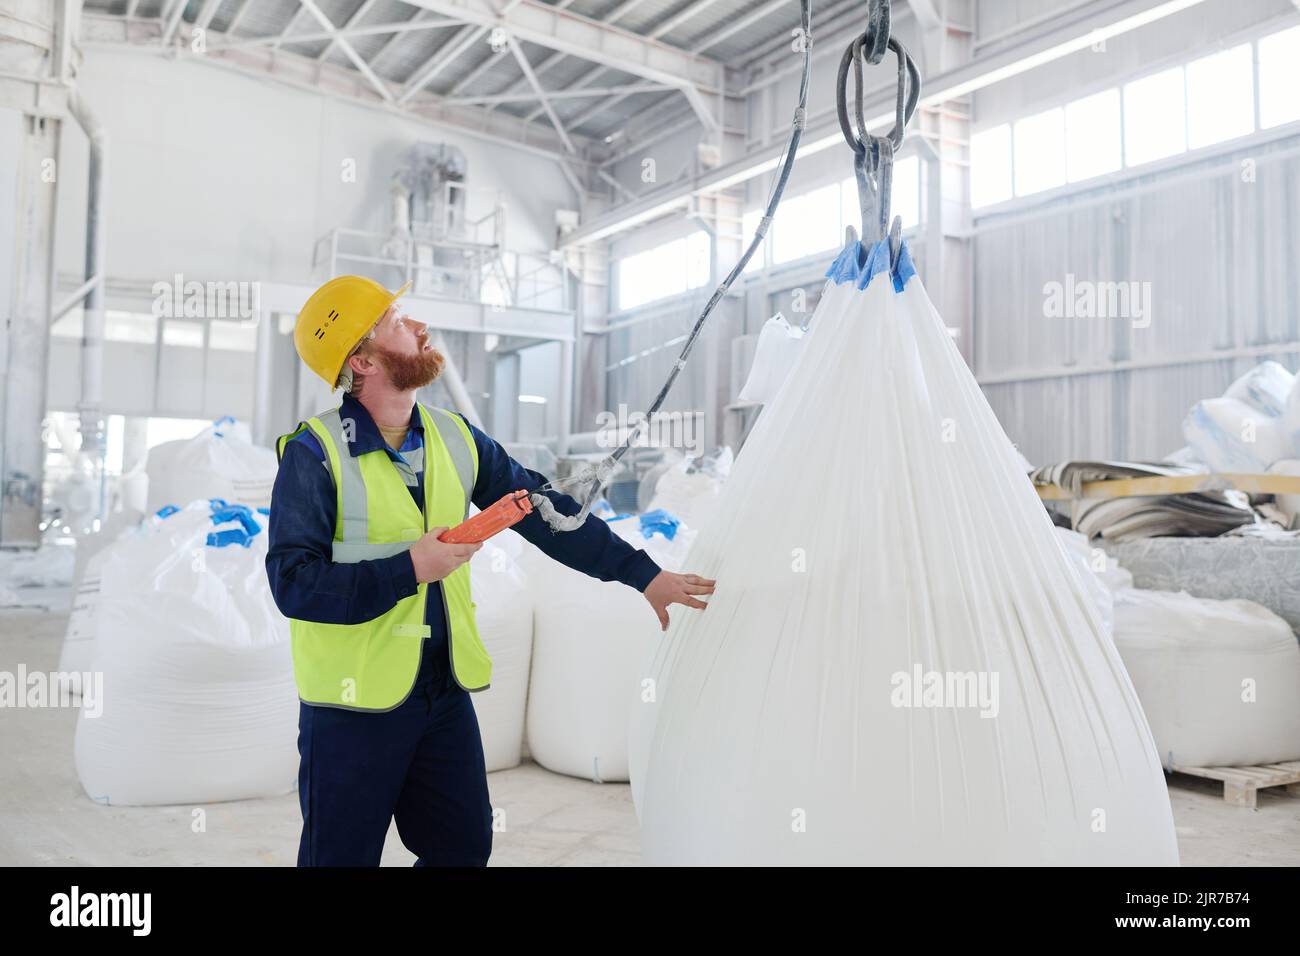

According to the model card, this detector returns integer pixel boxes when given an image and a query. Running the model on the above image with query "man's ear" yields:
[347,350,376,380]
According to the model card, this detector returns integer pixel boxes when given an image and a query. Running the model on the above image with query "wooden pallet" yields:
[1035,472,1300,501]
[1170,761,1300,808]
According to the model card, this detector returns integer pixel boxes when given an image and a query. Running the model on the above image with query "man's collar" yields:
[338,392,422,457]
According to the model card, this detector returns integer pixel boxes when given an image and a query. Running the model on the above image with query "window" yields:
[616,231,711,311]
[51,310,82,339]
[772,182,839,264]
[1013,107,1066,196]
[970,124,1012,208]
[685,230,710,289]
[840,176,861,239]
[1185,43,1254,149]
[892,155,920,229]
[1259,24,1300,129]
[742,209,766,273]
[145,417,214,448]
[1124,66,1186,166]
[162,320,204,348]
[208,320,257,352]
[104,312,158,345]
[1065,89,1121,182]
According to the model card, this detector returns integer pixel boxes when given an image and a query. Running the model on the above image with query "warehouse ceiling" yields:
[79,0,847,167]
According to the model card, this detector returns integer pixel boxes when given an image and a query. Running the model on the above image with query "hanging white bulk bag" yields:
[74,502,298,806]
[1053,528,1133,640]
[523,515,692,782]
[1182,397,1290,473]
[145,417,277,513]
[1112,588,1300,768]
[738,313,806,405]
[629,239,1178,865]
[468,539,534,772]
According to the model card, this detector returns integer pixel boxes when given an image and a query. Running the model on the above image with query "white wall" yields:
[58,46,576,285]
[969,0,1300,464]
[44,45,578,425]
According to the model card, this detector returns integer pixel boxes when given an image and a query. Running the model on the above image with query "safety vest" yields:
[275,403,492,711]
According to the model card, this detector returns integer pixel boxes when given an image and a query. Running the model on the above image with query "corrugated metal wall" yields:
[973,134,1300,465]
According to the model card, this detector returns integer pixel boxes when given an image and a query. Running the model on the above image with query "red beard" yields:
[375,344,445,391]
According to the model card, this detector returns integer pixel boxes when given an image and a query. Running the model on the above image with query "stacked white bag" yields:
[145,417,277,513]
[1111,588,1300,768]
[74,502,298,806]
[737,313,806,405]
[1183,361,1296,472]
[1055,526,1300,768]
[522,514,694,782]
[646,451,732,534]
[468,538,534,772]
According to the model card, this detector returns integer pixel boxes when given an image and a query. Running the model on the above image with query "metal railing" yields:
[312,225,570,313]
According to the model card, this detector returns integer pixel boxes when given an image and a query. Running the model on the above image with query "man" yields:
[266,275,715,867]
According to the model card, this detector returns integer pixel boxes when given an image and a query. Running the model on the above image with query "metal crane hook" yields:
[834,1,921,271]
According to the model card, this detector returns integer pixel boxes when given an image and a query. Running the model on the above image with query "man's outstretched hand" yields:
[644,571,716,632]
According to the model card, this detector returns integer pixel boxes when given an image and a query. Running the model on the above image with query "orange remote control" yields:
[438,491,533,544]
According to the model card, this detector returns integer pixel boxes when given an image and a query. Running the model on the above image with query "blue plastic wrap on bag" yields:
[207,501,263,548]
[638,508,679,541]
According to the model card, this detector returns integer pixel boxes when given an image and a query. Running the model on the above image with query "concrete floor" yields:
[2,594,1298,866]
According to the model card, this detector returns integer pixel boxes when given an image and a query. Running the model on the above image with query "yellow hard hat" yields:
[294,275,412,389]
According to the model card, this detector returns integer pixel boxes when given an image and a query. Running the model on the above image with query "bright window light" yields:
[742,209,766,273]
[892,155,920,229]
[1259,24,1300,129]
[616,231,711,311]
[145,417,212,448]
[773,182,839,265]
[1065,89,1121,182]
[105,311,158,345]
[970,124,1012,207]
[1124,66,1187,166]
[1013,107,1066,196]
[840,176,859,238]
[1185,43,1254,149]
[162,320,204,348]
[208,319,257,352]
[685,230,710,289]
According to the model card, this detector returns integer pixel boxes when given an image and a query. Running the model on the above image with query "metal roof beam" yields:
[505,34,575,153]
[396,23,491,104]
[468,0,644,117]
[401,0,723,126]
[297,0,394,102]
[448,81,668,106]
[205,16,462,53]
[316,0,378,61]
[533,0,729,133]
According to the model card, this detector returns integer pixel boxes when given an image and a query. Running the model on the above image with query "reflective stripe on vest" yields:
[277,403,491,711]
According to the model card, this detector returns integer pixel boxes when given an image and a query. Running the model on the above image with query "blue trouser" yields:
[296,648,493,867]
